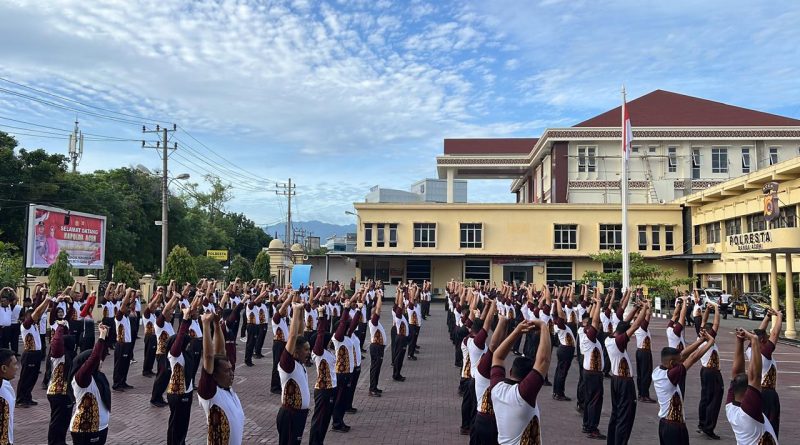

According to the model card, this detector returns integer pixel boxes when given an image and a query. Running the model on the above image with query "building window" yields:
[692,148,701,179]
[651,225,661,251]
[747,213,767,232]
[769,146,779,165]
[361,260,390,282]
[711,147,728,173]
[578,146,596,173]
[546,261,573,284]
[741,147,751,173]
[665,226,674,251]
[413,223,436,248]
[464,259,491,281]
[632,146,640,153]
[406,259,431,284]
[460,223,483,248]
[603,262,621,274]
[389,224,398,248]
[748,273,770,294]
[771,205,798,229]
[694,225,701,245]
[724,218,742,236]
[706,222,721,244]
[638,225,647,250]
[376,224,385,247]
[648,146,657,154]
[599,224,622,250]
[364,224,373,247]
[668,147,677,173]
[554,224,577,250]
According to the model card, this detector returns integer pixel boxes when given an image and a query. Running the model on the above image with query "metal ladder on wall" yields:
[641,155,660,203]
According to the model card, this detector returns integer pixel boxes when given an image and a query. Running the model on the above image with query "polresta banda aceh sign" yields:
[728,230,772,252]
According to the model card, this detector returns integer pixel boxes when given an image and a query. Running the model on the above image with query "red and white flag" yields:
[622,99,632,160]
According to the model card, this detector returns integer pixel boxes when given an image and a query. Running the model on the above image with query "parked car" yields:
[732,293,784,320]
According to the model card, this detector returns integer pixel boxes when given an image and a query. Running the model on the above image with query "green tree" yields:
[112,261,141,289]
[194,255,224,280]
[227,254,252,282]
[252,250,271,282]
[582,250,694,299]
[162,246,197,285]
[0,241,23,288]
[48,250,75,292]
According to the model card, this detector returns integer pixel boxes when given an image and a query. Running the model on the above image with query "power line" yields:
[177,126,278,184]
[0,86,147,126]
[0,115,140,140]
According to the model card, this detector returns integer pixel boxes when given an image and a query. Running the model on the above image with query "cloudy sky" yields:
[1,0,799,225]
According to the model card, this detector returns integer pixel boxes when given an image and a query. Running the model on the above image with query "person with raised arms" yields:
[16,287,50,407]
[368,286,386,397]
[471,306,511,445]
[150,285,179,408]
[276,297,312,445]
[745,307,782,438]
[270,286,293,394]
[68,323,111,445]
[165,296,201,445]
[697,301,723,440]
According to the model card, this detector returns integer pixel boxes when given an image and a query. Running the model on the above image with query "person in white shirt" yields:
[69,323,111,445]
[277,299,311,445]
[697,302,723,440]
[310,313,336,445]
[726,327,778,445]
[580,288,606,440]
[0,344,19,445]
[16,288,50,407]
[490,317,550,445]
[746,308,782,438]
[719,290,731,320]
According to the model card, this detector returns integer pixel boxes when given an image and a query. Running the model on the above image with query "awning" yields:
[656,253,721,261]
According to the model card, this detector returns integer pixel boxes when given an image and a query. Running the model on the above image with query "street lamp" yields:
[137,165,190,273]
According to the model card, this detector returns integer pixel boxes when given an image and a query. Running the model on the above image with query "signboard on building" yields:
[26,204,107,269]
[727,231,773,252]
[763,182,779,222]
[206,250,229,261]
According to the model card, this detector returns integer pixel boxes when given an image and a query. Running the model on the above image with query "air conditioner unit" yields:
[706,246,716,253]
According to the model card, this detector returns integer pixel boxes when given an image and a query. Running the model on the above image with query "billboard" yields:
[26,204,107,269]
[206,250,229,261]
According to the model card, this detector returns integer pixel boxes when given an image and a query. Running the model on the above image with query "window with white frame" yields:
[464,259,491,281]
[725,218,742,236]
[747,213,767,232]
[364,224,373,247]
[651,225,661,251]
[668,147,677,173]
[706,222,721,244]
[638,225,647,250]
[648,146,657,154]
[578,146,597,173]
[769,146,779,165]
[741,147,751,173]
[389,223,398,248]
[460,223,483,248]
[711,147,728,173]
[599,224,622,250]
[692,148,701,179]
[632,146,640,153]
[578,147,586,172]
[376,223,385,247]
[665,225,675,251]
[413,223,436,248]
[554,224,578,249]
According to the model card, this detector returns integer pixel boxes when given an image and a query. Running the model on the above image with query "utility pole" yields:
[143,124,178,274]
[67,119,83,173]
[275,179,296,247]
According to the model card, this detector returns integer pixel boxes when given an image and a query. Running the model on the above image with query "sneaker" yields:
[130,359,138,364]
[112,386,125,392]
[142,371,155,378]
[150,399,168,408]
[240,337,247,343]
[375,388,383,393]
[369,391,381,397]
[408,356,418,361]
[543,380,552,387]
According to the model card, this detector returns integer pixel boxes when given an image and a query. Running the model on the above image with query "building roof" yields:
[574,90,800,127]
[444,138,538,155]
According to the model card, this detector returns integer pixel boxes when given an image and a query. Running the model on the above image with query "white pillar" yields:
[785,254,796,339]
[770,253,779,327]
[446,168,455,203]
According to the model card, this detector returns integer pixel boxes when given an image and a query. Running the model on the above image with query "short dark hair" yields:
[0,348,15,366]
[615,321,631,335]
[704,322,713,331]
[295,337,310,351]
[510,356,534,379]
[731,372,749,397]
[661,347,680,361]
[754,329,766,338]
[471,318,484,334]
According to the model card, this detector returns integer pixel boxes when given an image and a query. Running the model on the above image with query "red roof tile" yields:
[574,90,800,127]
[444,138,538,155]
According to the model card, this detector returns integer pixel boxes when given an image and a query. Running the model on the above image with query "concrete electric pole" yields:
[143,124,178,274]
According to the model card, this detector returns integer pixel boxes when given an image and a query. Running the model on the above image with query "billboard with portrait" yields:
[26,204,107,269]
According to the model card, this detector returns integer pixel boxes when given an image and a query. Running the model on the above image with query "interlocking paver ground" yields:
[12,307,800,444]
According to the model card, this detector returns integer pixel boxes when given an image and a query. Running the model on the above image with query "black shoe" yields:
[369,391,381,397]
[270,388,281,395]
[581,427,591,434]
[393,375,406,382]
[142,371,155,378]
[112,386,125,392]
[703,430,721,440]
[543,380,552,387]
[460,427,470,436]
[375,388,383,393]
[245,361,254,367]
[408,356,417,361]
[150,399,168,408]
[331,425,350,433]
[587,431,606,440]
[346,407,358,414]
[122,384,134,390]
[254,354,264,359]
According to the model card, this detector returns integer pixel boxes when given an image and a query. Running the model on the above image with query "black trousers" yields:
[576,358,585,409]
[658,418,689,445]
[511,321,523,353]
[369,343,385,391]
[256,324,268,356]
[129,316,140,354]
[422,301,430,318]
[392,335,408,378]
[454,327,468,367]
[582,371,603,432]
[9,323,20,354]
[68,320,83,354]
[79,321,94,352]
[142,333,157,375]
[607,376,637,445]
[762,387,780,438]
[167,392,193,445]
[356,323,367,351]
[0,325,11,349]
[244,323,259,363]
[408,325,420,358]
[332,373,351,428]
[698,367,723,433]
[693,316,702,338]
[271,340,286,392]
[553,345,574,397]
[461,377,476,429]
[277,406,309,445]
[151,354,170,402]
[523,331,536,358]
[636,348,653,399]
[101,317,115,349]
[390,326,397,367]
[48,393,75,445]
[309,388,335,445]
[189,338,202,383]
[469,413,498,445]
[71,428,108,445]
[16,349,42,403]
[112,342,132,387]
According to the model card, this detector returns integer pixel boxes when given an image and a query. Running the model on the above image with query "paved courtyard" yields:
[13,307,800,444]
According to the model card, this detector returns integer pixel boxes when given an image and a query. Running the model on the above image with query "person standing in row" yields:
[151,288,178,408]
[391,287,410,383]
[746,307,782,438]
[219,290,247,372]
[0,348,17,445]
[470,307,510,445]
[69,323,111,445]
[166,301,199,445]
[243,286,267,368]
[309,314,336,445]
[331,301,357,433]
[112,289,134,392]
[141,287,163,378]
[16,290,50,407]
[552,288,575,402]
[344,296,363,414]
[78,291,97,353]
[459,289,481,436]
[271,288,292,395]
[47,319,76,445]
[368,287,386,398]
[697,301,723,440]
[579,288,605,439]
[667,295,688,395]
[277,299,311,445]
[634,297,655,404]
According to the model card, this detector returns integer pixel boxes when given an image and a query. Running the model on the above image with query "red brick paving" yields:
[12,309,800,444]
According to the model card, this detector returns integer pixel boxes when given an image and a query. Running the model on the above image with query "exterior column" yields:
[770,253,779,327]
[785,254,796,339]
[446,168,454,203]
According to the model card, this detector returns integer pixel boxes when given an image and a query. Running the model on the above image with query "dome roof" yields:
[290,243,304,252]
[268,239,285,249]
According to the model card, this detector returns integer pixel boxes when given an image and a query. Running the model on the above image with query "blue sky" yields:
[1,0,799,225]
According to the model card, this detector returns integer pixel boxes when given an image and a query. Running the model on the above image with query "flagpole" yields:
[621,85,631,297]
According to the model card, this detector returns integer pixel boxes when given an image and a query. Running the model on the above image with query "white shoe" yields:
[240,337,247,343]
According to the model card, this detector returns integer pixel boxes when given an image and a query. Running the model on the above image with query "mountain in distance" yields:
[262,220,356,242]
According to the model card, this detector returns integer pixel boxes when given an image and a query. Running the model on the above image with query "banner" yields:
[291,264,312,289]
[26,204,106,269]
[763,182,779,222]
[206,250,229,261]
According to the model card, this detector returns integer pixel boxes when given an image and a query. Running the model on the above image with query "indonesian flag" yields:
[622,99,632,160]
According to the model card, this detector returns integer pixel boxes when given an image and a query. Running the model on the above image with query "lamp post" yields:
[138,165,190,274]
